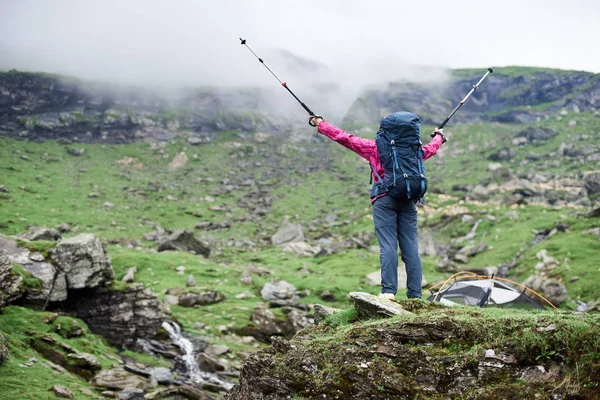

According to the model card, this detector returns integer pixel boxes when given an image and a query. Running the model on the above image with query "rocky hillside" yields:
[1,66,599,399]
[343,67,600,127]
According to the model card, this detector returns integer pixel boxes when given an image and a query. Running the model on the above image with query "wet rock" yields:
[196,353,227,373]
[65,285,169,349]
[50,385,74,398]
[150,367,173,385]
[157,230,210,257]
[0,250,23,308]
[49,234,114,289]
[349,292,411,318]
[260,280,296,301]
[271,221,304,245]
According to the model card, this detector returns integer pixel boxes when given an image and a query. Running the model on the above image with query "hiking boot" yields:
[378,293,395,301]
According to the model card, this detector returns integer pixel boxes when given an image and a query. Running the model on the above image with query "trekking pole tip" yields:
[240,38,246,45]
[488,67,494,73]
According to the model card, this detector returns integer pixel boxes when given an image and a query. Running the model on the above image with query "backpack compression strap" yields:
[417,148,426,199]
[391,141,412,200]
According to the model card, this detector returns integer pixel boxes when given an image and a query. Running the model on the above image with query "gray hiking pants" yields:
[372,194,422,299]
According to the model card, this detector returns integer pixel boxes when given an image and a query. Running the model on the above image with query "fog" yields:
[1,0,598,119]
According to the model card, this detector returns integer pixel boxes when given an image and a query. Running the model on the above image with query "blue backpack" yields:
[370,111,428,202]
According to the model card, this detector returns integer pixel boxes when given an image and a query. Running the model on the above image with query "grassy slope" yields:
[0,75,599,398]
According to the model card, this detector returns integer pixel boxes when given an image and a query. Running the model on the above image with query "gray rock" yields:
[584,173,600,196]
[488,147,516,161]
[50,234,114,289]
[150,367,173,385]
[271,221,304,245]
[122,266,137,283]
[186,274,196,287]
[0,250,23,308]
[280,241,321,257]
[524,276,568,306]
[349,292,411,318]
[313,304,342,325]
[157,230,210,257]
[196,353,227,373]
[20,226,62,241]
[178,291,225,307]
[206,344,230,356]
[68,285,168,349]
[260,280,296,300]
[22,262,67,302]
[92,368,149,391]
[251,309,284,336]
[515,127,557,143]
[418,228,437,256]
[164,295,179,305]
[118,388,145,400]
[50,385,74,398]
[469,185,490,201]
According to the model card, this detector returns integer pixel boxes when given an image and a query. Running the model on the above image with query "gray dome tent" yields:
[427,272,556,310]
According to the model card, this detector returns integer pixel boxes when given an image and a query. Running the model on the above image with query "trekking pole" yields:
[431,68,493,137]
[240,38,322,127]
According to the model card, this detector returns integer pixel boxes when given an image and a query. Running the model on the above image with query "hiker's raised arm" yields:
[422,128,446,161]
[312,118,376,160]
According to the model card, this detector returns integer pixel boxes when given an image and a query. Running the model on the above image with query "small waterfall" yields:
[161,321,231,388]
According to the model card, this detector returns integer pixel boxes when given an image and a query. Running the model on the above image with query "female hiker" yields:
[310,112,446,300]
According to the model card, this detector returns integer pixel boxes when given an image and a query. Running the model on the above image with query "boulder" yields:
[118,388,145,400]
[93,368,149,391]
[281,241,321,257]
[122,266,137,283]
[49,234,114,289]
[349,292,411,318]
[514,127,557,143]
[313,304,343,325]
[469,185,490,201]
[524,276,568,306]
[50,385,74,399]
[157,230,210,257]
[19,226,62,241]
[167,152,188,171]
[178,291,225,307]
[271,221,304,245]
[584,173,600,196]
[488,147,516,161]
[0,249,23,308]
[418,228,437,257]
[65,285,169,348]
[150,367,173,385]
[260,280,296,301]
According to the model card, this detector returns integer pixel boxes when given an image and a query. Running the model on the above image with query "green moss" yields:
[10,264,42,290]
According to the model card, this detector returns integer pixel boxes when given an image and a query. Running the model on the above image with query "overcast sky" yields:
[1,0,598,88]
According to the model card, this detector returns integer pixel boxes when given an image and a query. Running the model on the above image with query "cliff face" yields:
[0,71,289,143]
[343,67,600,127]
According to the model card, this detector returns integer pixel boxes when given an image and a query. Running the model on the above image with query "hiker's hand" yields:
[433,129,447,143]
[310,116,323,127]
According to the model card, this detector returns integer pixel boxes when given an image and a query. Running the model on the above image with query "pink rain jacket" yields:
[317,121,444,203]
